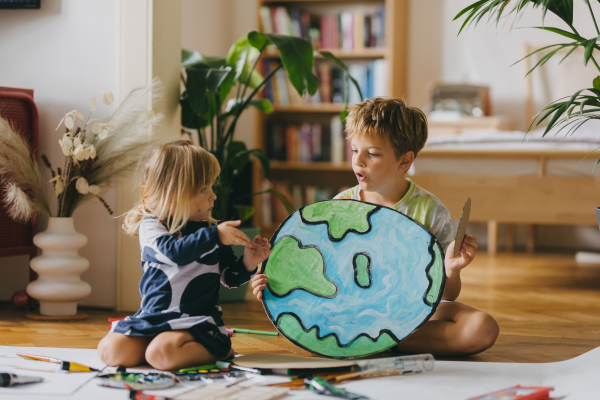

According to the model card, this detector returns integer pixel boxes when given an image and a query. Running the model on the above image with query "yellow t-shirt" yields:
[334,179,455,251]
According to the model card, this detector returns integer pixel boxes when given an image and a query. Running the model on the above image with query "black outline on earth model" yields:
[260,199,447,359]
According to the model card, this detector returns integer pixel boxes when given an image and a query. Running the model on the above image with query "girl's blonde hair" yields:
[123,140,220,236]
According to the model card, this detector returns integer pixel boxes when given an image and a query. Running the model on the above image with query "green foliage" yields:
[455,0,600,165]
[181,31,360,222]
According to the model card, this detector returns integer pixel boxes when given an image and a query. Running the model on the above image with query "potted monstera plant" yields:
[180,30,361,300]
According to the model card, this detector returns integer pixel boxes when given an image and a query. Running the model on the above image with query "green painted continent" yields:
[425,243,445,306]
[354,253,370,288]
[277,314,397,358]
[265,236,337,298]
[301,200,377,240]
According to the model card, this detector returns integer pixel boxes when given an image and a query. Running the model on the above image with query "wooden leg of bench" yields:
[488,220,498,256]
[526,224,535,254]
[506,223,515,253]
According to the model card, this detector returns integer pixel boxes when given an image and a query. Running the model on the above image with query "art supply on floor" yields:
[467,385,553,400]
[226,328,234,337]
[178,364,217,373]
[95,372,176,390]
[0,372,43,387]
[175,369,246,383]
[215,360,261,374]
[268,373,349,390]
[305,376,369,400]
[231,328,279,336]
[350,353,434,375]
[236,352,434,379]
[172,385,289,400]
[454,197,471,257]
[129,390,171,400]
[16,352,98,372]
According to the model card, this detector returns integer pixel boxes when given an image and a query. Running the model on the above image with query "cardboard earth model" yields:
[261,199,446,359]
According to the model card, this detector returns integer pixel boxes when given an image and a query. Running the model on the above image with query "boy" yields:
[252,98,499,356]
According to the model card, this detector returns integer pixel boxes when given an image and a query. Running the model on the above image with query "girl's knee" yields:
[98,334,149,367]
[97,335,123,366]
[145,339,177,370]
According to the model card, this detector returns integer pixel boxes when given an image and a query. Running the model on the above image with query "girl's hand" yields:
[243,236,271,271]
[217,220,251,246]
[445,234,478,275]
[251,273,269,301]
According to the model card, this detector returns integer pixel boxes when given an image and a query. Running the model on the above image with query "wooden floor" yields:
[1,253,600,363]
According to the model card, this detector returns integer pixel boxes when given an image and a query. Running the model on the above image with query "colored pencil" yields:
[231,328,279,336]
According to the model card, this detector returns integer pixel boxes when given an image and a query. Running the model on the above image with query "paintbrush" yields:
[16,353,98,372]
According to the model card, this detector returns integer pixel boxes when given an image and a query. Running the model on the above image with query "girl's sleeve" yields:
[218,246,257,288]
[141,220,223,266]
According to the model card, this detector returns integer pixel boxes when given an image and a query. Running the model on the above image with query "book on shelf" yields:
[259,5,385,51]
[262,180,347,225]
[262,59,388,107]
[265,115,349,164]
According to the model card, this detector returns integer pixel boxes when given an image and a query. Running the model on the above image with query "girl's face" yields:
[188,186,217,221]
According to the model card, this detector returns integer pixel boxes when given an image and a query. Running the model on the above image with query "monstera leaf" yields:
[248,30,318,98]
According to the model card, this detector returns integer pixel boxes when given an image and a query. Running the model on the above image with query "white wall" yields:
[181,0,258,147]
[0,0,120,307]
[408,0,600,131]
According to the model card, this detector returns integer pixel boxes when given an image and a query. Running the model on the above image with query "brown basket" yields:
[0,87,40,280]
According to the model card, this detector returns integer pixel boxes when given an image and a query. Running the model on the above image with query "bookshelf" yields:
[253,0,408,237]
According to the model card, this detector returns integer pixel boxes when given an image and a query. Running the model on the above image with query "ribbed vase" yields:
[26,217,91,316]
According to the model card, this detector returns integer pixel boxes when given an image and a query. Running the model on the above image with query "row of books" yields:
[260,180,351,225]
[262,59,388,106]
[259,6,385,50]
[265,117,353,164]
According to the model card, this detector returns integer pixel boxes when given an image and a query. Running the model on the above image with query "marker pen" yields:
[215,360,260,374]
[129,390,171,400]
[0,373,43,387]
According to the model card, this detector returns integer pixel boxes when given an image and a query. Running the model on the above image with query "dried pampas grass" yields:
[0,117,51,222]
[3,182,34,221]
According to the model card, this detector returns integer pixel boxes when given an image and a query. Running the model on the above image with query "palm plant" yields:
[181,30,361,222]
[455,0,600,163]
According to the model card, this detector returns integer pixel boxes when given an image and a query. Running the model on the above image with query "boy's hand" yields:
[243,236,271,271]
[251,273,268,301]
[445,234,478,275]
[217,220,251,246]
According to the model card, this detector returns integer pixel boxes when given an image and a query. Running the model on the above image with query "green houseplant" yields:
[180,30,361,223]
[181,30,361,301]
[455,0,600,158]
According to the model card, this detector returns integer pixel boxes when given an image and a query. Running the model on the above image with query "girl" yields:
[98,140,271,370]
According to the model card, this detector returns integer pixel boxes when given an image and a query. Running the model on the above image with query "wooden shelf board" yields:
[272,103,346,113]
[271,161,353,170]
[262,0,383,3]
[263,48,386,59]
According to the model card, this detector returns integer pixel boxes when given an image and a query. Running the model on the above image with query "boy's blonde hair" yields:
[345,98,428,159]
[123,140,220,236]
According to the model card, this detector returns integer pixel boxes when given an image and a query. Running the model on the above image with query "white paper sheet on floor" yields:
[1,345,600,399]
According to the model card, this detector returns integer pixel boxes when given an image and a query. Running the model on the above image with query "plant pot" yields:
[26,217,91,316]
[219,226,260,303]
[596,207,600,231]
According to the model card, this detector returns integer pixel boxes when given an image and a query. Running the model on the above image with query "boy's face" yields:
[188,186,217,221]
[350,135,408,193]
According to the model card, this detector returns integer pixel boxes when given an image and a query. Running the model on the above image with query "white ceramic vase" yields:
[26,217,91,316]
